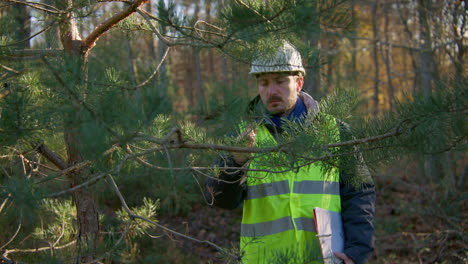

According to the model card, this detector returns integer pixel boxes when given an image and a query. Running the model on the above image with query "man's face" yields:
[257,73,304,116]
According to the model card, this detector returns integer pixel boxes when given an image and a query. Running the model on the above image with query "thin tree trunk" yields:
[304,1,320,96]
[193,0,204,111]
[380,5,395,112]
[127,34,137,87]
[418,0,442,181]
[193,47,204,110]
[12,3,31,49]
[44,0,61,49]
[350,0,357,88]
[418,0,434,96]
[371,2,380,117]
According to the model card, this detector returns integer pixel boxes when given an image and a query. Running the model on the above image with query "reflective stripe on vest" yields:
[245,180,340,200]
[241,216,316,237]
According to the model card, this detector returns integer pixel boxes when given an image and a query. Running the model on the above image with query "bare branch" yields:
[235,0,272,23]
[82,0,149,52]
[0,216,21,250]
[130,46,171,90]
[3,240,76,259]
[35,143,67,170]
[0,64,20,74]
[46,172,108,198]
[0,195,10,215]
[0,23,56,48]
[5,49,63,59]
[136,8,220,48]
[34,161,90,184]
[3,0,62,14]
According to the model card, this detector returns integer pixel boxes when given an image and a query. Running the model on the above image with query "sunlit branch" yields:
[82,0,149,52]
[2,240,76,259]
[235,0,272,23]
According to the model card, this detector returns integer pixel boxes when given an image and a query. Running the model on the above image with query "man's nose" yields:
[265,83,279,96]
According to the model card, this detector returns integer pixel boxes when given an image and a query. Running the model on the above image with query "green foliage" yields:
[1,177,42,224]
[356,78,467,167]
[117,197,160,237]
[33,199,77,242]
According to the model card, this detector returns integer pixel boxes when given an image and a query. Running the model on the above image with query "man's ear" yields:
[296,76,304,92]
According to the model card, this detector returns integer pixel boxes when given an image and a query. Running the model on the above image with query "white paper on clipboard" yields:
[313,207,345,264]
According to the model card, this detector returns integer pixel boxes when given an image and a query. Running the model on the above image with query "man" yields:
[205,41,375,264]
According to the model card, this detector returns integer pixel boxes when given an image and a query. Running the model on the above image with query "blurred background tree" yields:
[0,0,466,263]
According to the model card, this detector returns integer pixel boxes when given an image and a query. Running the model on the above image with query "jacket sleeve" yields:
[205,155,247,210]
[340,171,375,264]
[337,119,376,264]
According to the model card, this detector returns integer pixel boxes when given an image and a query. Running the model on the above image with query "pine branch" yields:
[107,174,241,261]
[82,0,149,52]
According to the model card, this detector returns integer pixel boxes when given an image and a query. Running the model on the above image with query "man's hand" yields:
[232,127,256,165]
[334,252,355,264]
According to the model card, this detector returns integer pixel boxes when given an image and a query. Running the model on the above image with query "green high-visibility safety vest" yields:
[240,122,341,264]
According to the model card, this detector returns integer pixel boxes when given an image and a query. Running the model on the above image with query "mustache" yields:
[267,96,283,104]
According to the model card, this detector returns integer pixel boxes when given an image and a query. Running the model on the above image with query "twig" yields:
[235,0,271,23]
[130,46,170,90]
[34,161,91,185]
[2,0,63,14]
[0,217,22,250]
[0,64,20,74]
[46,172,108,198]
[0,23,56,48]
[3,240,76,259]
[0,195,10,215]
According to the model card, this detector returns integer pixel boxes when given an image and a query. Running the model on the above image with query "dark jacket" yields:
[205,93,375,264]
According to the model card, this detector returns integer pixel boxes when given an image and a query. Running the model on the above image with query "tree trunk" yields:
[304,1,320,97]
[193,0,205,111]
[57,1,100,262]
[350,0,357,88]
[418,0,435,95]
[397,1,420,94]
[380,5,395,112]
[371,2,380,117]
[12,3,31,49]
[418,0,442,181]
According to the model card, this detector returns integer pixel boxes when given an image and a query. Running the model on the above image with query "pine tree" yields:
[0,0,465,263]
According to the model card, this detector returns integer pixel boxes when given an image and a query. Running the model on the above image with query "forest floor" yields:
[158,163,467,264]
